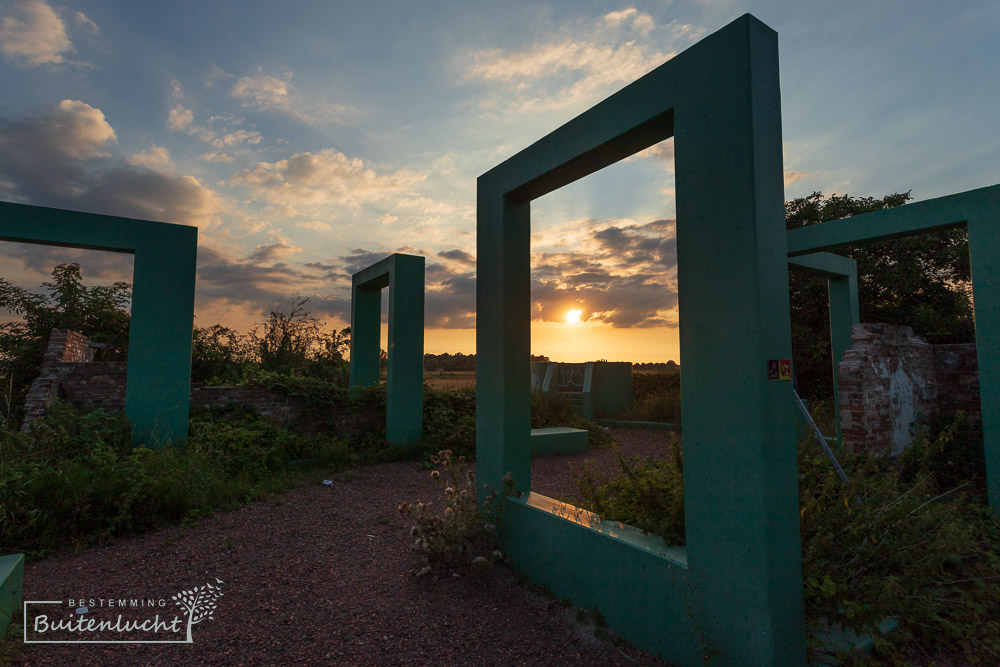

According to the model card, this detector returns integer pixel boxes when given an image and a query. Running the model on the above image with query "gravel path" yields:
[7,428,672,666]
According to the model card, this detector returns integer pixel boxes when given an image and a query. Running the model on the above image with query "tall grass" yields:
[620,371,681,423]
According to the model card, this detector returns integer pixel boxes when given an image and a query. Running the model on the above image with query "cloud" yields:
[299,216,678,331]
[0,99,116,195]
[246,238,302,264]
[528,217,679,328]
[219,129,262,146]
[199,151,234,163]
[73,10,99,36]
[167,103,263,151]
[337,248,392,276]
[0,100,220,228]
[603,8,654,35]
[784,170,812,186]
[81,169,219,227]
[0,0,73,66]
[232,73,291,112]
[167,105,194,131]
[230,149,422,211]
[631,140,673,163]
[0,242,133,287]
[294,220,332,232]
[126,145,173,170]
[465,13,702,112]
[230,69,348,124]
[195,244,333,317]
[437,249,476,266]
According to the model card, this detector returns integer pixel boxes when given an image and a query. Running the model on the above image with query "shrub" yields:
[0,402,353,558]
[571,436,685,545]
[398,449,519,577]
[571,417,1000,663]
[622,371,681,423]
[531,391,615,449]
[422,388,476,458]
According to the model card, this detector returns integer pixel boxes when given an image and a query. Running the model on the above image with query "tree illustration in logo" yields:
[172,579,224,643]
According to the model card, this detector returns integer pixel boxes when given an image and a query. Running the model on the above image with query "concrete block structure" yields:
[349,253,425,445]
[531,361,633,419]
[0,202,197,445]
[477,15,805,664]
[0,554,24,635]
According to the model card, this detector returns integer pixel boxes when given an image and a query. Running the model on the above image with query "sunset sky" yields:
[1,0,998,363]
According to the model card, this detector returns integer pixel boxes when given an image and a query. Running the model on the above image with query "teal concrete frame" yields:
[787,184,1000,511]
[349,253,424,444]
[0,202,197,444]
[0,553,24,635]
[477,15,804,664]
[787,252,860,449]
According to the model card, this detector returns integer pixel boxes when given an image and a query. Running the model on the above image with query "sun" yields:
[565,309,583,324]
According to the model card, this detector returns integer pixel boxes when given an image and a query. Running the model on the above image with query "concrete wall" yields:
[838,323,980,455]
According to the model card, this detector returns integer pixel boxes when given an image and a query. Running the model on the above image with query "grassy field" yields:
[424,371,476,391]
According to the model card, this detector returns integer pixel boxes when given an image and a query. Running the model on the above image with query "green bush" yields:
[571,438,685,545]
[0,402,353,558]
[423,388,476,458]
[623,371,681,423]
[572,416,1000,663]
[531,391,615,449]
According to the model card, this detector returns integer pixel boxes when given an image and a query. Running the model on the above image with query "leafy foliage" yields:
[786,191,974,399]
[623,371,681,423]
[530,391,615,449]
[248,297,350,381]
[422,388,476,458]
[799,417,997,663]
[0,402,353,558]
[0,264,131,422]
[190,324,254,385]
[191,298,351,385]
[573,418,999,662]
[571,439,685,545]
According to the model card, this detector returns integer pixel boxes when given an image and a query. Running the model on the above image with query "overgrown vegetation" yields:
[787,191,974,400]
[192,297,351,386]
[0,402,354,558]
[0,264,131,423]
[621,370,681,423]
[572,416,999,663]
[530,390,615,449]
[572,437,685,546]
[423,388,476,458]
[398,449,519,577]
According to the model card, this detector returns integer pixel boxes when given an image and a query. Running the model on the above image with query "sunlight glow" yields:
[565,309,582,324]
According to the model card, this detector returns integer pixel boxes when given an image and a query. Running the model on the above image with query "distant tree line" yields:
[632,361,679,372]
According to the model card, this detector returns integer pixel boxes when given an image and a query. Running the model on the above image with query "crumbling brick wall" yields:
[21,329,118,426]
[23,329,382,438]
[838,323,979,455]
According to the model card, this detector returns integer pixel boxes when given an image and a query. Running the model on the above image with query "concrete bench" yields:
[1,553,24,634]
[530,427,589,457]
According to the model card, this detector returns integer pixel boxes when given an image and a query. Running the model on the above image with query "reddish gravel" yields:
[6,428,672,666]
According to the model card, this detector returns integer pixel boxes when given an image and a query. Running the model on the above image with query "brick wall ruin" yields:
[838,323,980,455]
[23,330,381,437]
[21,330,128,425]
